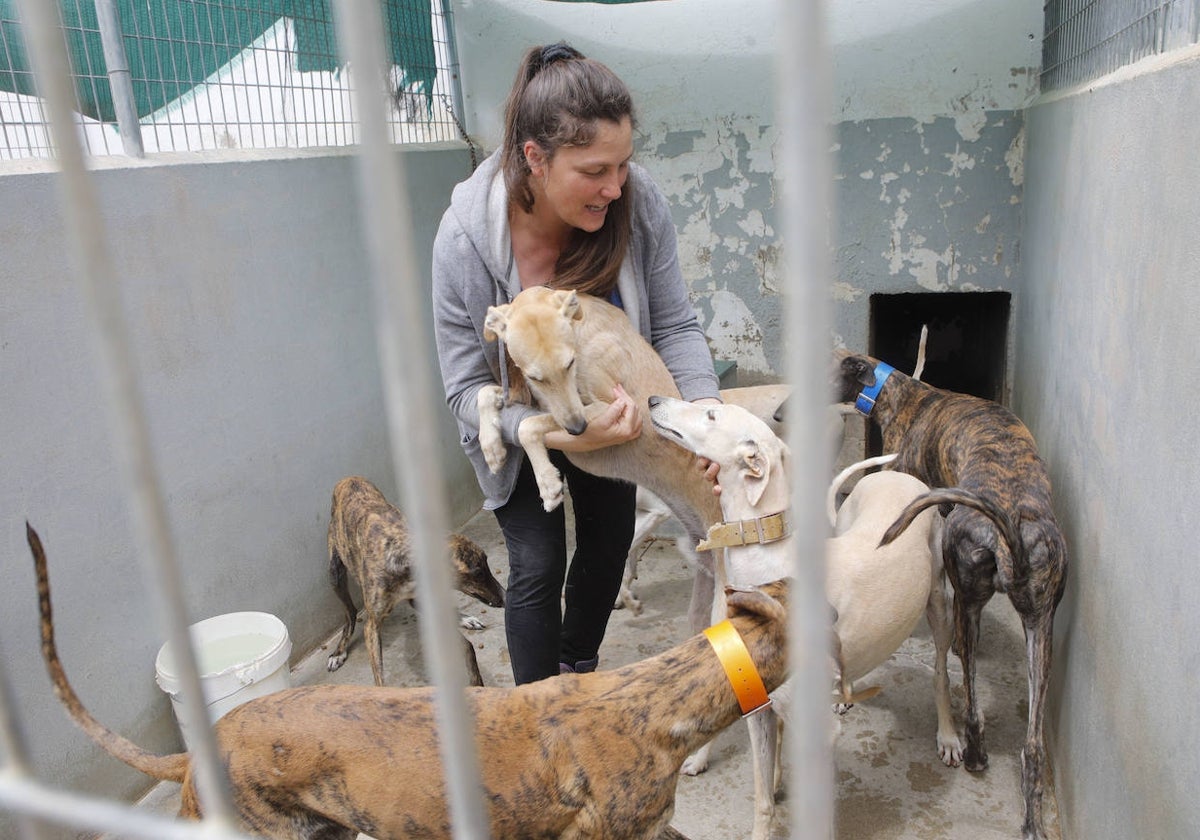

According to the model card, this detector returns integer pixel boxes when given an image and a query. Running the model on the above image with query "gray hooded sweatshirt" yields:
[432,152,720,509]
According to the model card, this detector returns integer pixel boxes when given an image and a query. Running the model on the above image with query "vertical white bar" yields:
[777,1,837,838]
[332,1,489,838]
[15,0,239,830]
[94,0,145,157]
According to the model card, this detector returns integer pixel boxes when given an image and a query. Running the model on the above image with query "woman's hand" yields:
[545,384,642,453]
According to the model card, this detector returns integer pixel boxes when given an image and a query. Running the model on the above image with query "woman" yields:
[432,42,720,685]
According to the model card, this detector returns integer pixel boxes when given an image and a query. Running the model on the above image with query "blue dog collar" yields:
[854,361,895,416]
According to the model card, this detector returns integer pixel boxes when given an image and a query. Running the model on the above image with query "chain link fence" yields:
[1042,0,1200,91]
[0,0,465,159]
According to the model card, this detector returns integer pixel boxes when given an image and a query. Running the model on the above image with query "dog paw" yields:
[613,585,644,615]
[477,387,508,473]
[536,472,565,512]
[460,615,486,631]
[938,734,964,767]
[680,748,710,776]
[327,652,347,672]
[480,426,507,474]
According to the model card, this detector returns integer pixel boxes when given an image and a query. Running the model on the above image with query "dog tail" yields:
[877,489,1025,586]
[25,523,190,784]
[826,453,899,527]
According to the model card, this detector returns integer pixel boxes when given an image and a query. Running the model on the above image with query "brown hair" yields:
[500,42,636,297]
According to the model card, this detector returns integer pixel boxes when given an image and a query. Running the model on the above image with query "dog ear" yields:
[847,355,875,387]
[483,305,511,342]
[725,579,789,622]
[553,290,582,322]
[736,439,772,507]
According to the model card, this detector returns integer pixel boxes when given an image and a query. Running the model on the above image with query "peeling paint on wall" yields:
[638,117,782,380]
[832,111,1025,349]
[636,110,1025,380]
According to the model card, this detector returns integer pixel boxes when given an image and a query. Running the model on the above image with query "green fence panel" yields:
[0,0,434,122]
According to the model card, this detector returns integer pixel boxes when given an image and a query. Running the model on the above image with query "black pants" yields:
[493,451,636,685]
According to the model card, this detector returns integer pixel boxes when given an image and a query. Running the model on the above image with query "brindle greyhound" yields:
[25,522,788,840]
[325,476,505,687]
[834,350,1068,840]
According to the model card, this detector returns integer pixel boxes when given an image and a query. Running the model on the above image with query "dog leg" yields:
[364,613,386,687]
[460,630,485,687]
[516,413,568,512]
[327,547,358,672]
[680,542,722,777]
[1019,612,1057,840]
[748,711,781,840]
[955,593,990,773]
[926,569,963,766]
[616,494,672,614]
[477,384,507,473]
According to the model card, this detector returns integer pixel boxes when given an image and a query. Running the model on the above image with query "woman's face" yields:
[524,116,633,234]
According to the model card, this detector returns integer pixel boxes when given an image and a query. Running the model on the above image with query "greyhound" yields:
[615,385,793,615]
[647,395,1017,838]
[25,522,788,840]
[325,476,505,687]
[834,350,1068,840]
[477,285,729,636]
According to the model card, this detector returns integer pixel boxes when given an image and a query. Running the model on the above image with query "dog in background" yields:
[326,476,505,687]
[824,454,963,765]
[26,521,788,840]
[834,350,1068,840]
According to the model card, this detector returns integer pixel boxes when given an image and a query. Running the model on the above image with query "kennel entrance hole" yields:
[867,291,1011,454]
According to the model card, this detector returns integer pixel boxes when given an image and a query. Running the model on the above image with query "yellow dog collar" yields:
[703,619,772,717]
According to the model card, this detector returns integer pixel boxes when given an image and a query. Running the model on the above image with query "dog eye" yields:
[706,409,717,421]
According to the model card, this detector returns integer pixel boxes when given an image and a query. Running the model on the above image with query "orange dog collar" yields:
[703,619,772,717]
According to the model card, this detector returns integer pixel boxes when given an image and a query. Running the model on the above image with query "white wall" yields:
[1019,47,1200,839]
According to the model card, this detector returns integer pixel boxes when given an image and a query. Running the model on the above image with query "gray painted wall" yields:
[1019,51,1200,839]
[0,144,477,831]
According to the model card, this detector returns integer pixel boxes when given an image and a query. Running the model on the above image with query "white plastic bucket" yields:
[154,611,292,749]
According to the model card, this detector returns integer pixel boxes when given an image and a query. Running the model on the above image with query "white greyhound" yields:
[647,395,965,840]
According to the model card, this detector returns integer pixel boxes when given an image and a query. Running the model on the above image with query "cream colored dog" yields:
[647,395,970,839]
[615,385,793,615]
[824,457,963,767]
[26,522,788,840]
[477,285,728,635]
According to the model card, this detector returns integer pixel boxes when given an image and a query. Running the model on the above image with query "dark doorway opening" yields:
[867,291,1011,453]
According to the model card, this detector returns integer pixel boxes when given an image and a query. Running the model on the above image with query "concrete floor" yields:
[136,504,1061,840]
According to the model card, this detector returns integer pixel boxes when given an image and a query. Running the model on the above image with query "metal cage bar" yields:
[778,1,836,837]
[330,0,490,836]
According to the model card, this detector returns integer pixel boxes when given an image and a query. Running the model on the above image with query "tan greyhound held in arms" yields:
[26,522,789,840]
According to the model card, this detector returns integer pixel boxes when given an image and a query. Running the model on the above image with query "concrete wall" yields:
[454,0,1041,382]
[0,144,477,830]
[1018,48,1200,839]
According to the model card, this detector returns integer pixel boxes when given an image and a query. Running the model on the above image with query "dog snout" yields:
[565,417,588,436]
